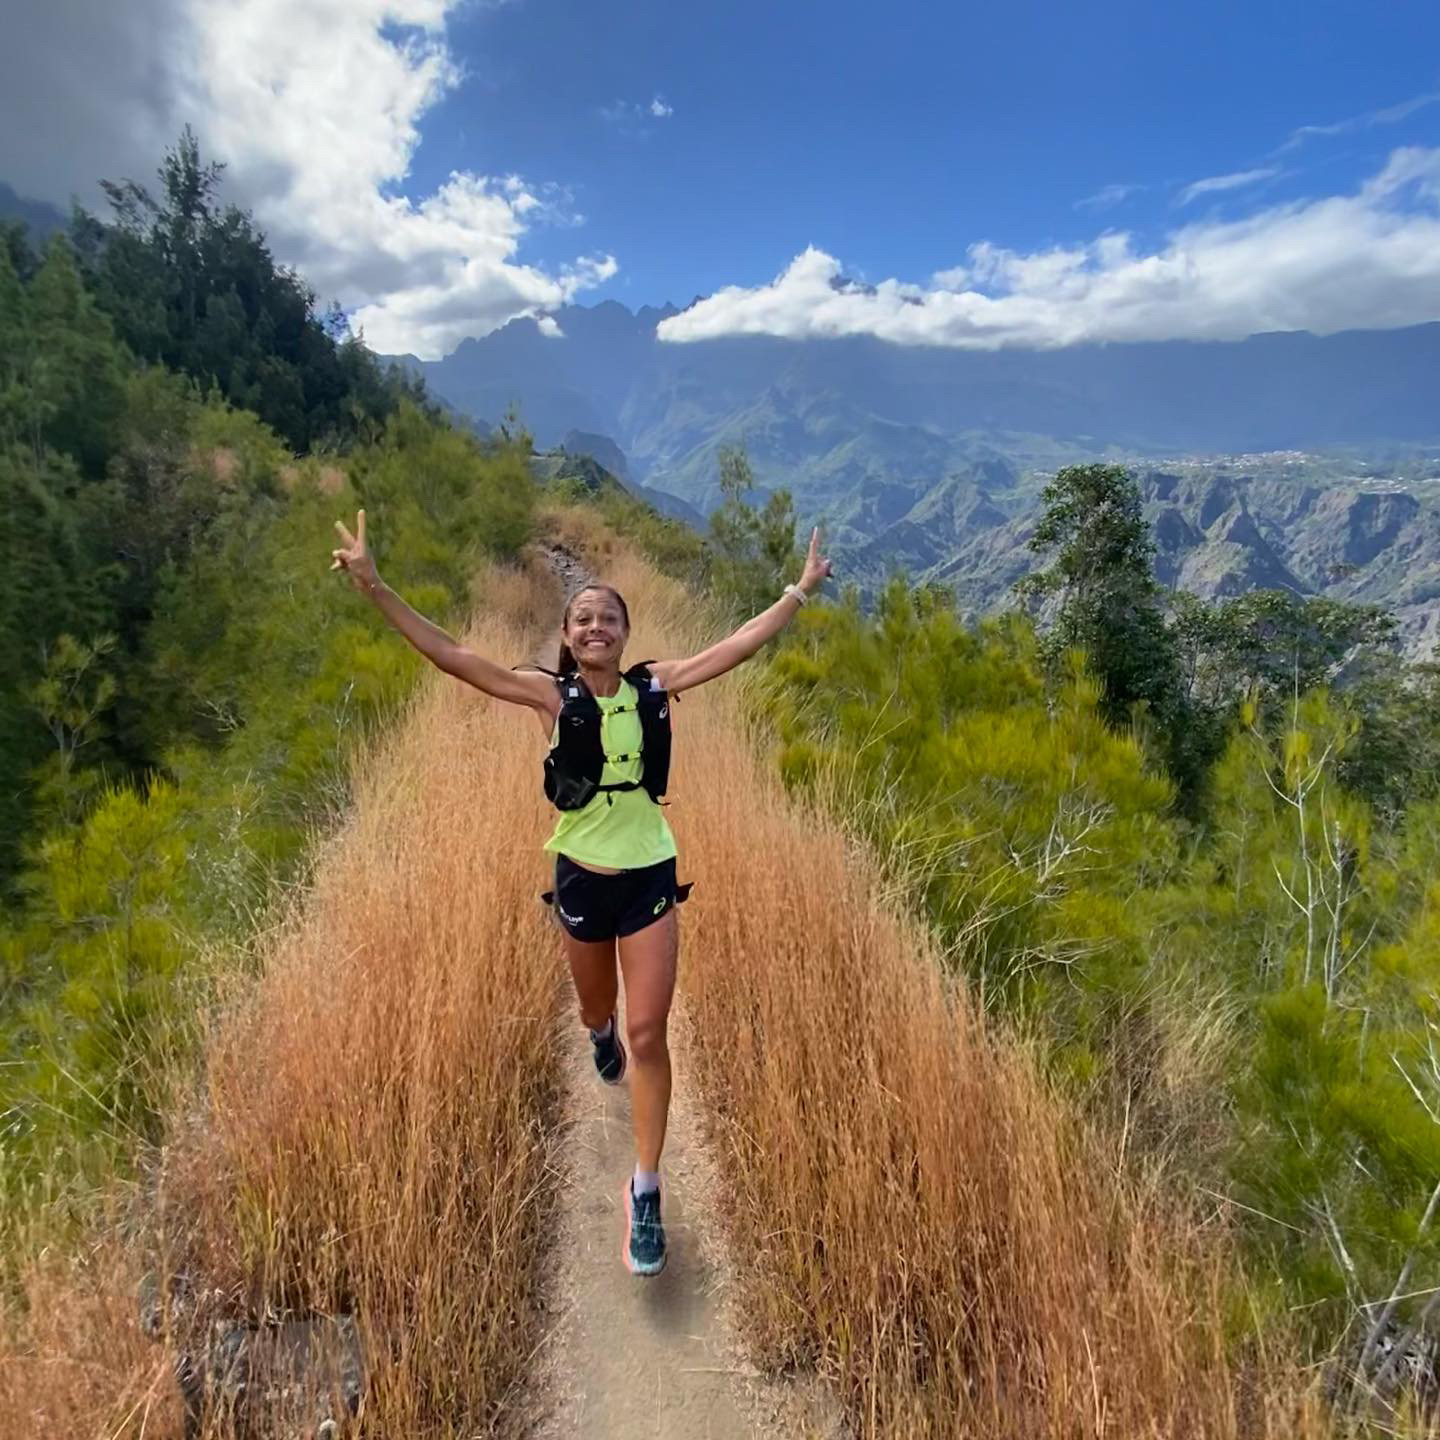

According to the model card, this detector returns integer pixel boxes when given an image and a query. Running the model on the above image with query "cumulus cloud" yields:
[535,314,564,337]
[0,0,616,358]
[658,148,1440,350]
[0,0,185,209]
[1177,166,1279,205]
[650,95,674,118]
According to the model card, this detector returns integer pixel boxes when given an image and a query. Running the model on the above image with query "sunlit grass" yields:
[1,528,1416,1436]
[2,558,567,1437]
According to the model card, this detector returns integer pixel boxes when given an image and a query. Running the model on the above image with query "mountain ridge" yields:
[388,304,1440,498]
[388,303,1440,660]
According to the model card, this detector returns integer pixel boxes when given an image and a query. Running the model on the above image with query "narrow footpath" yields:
[523,1019,818,1438]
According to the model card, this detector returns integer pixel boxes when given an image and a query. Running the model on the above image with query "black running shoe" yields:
[590,1017,626,1085]
[623,1181,667,1276]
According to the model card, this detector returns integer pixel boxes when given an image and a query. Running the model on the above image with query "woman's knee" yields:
[626,1012,669,1065]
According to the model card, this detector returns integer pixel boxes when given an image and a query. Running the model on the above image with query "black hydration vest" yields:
[543,662,672,812]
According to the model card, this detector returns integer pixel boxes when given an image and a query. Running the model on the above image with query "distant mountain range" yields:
[385,300,1440,513]
[845,463,1440,660]
[0,182,66,241]
[9,165,1435,660]
[388,302,1440,658]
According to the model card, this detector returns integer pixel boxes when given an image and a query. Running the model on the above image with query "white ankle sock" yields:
[632,1168,660,1196]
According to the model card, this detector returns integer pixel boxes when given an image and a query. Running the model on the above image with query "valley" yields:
[396,301,1440,658]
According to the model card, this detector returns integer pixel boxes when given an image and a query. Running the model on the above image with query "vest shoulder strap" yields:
[623,661,664,693]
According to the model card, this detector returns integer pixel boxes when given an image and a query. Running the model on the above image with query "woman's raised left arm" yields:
[650,528,832,695]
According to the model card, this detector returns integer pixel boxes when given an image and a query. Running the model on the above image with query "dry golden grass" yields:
[584,544,1337,1439]
[0,1234,185,1437]
[1,556,569,1437]
[0,526,1384,1438]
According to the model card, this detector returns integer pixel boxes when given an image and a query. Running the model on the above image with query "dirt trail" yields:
[519,542,838,1439]
[524,1019,822,1438]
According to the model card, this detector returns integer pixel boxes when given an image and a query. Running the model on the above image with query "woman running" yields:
[329,509,832,1275]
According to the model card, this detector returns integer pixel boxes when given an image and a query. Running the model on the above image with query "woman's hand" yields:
[798,526,833,596]
[331,508,381,595]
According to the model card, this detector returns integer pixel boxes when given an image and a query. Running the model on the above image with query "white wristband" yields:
[782,584,808,606]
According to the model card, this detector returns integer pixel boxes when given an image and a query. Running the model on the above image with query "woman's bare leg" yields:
[562,932,619,1032]
[616,911,679,1172]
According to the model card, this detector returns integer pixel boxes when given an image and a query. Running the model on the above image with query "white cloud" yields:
[1177,166,1279,205]
[1075,182,1142,212]
[1280,91,1440,153]
[658,148,1440,350]
[535,314,564,337]
[0,0,616,358]
[602,95,673,133]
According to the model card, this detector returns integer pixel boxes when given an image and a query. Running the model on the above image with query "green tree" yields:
[707,445,798,617]
[1174,588,1396,709]
[1333,656,1440,820]
[0,236,127,473]
[1018,463,1197,789]
[75,128,408,453]
[0,449,111,875]
[28,631,119,827]
[27,237,128,472]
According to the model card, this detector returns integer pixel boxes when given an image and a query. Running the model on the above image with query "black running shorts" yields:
[543,854,691,942]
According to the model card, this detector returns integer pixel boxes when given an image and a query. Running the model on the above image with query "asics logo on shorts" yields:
[652,897,667,915]
[558,903,584,925]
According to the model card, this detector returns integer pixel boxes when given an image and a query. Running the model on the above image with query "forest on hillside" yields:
[0,132,539,1190]
[7,131,1440,1430]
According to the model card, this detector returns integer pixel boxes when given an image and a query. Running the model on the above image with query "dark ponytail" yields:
[558,584,630,675]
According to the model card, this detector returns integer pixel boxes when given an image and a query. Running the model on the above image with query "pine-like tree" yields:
[1018,463,1192,784]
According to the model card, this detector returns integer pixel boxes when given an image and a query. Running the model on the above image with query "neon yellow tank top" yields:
[543,677,677,870]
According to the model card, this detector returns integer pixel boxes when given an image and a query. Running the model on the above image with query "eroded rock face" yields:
[140,1273,365,1439]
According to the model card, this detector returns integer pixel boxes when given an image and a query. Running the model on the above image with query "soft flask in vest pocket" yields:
[543,753,599,811]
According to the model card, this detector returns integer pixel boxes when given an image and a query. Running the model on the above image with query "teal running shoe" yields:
[623,1181,667,1276]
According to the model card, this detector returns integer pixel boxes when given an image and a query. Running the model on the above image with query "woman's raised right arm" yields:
[331,509,555,713]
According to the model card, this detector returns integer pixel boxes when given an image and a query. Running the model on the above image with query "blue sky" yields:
[418,0,1440,307]
[4,0,1439,356]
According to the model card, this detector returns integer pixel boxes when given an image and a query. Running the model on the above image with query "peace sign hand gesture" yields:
[330,508,380,595]
[798,526,833,596]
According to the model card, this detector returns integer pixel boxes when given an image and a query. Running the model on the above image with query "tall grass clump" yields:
[763,580,1440,1408]
[2,561,570,1436]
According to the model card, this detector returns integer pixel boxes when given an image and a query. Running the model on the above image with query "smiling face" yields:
[563,585,630,669]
